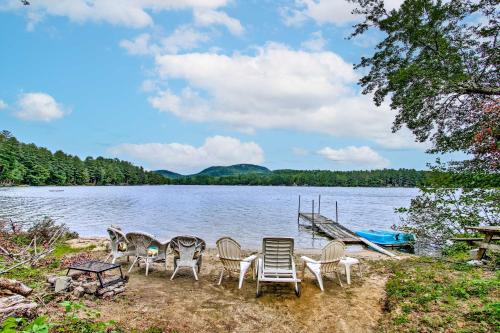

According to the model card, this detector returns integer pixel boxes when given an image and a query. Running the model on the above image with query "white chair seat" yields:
[339,257,362,285]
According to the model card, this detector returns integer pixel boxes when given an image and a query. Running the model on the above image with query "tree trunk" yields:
[0,278,33,296]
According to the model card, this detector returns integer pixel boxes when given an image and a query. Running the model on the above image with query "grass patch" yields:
[375,257,499,333]
[52,243,95,258]
[0,243,95,289]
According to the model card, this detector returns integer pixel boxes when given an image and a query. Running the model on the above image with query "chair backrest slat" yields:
[216,237,241,260]
[170,235,206,262]
[125,232,162,256]
[320,240,345,273]
[262,237,294,270]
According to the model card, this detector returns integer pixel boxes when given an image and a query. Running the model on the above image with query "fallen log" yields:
[0,278,33,296]
[0,301,38,319]
[0,295,25,308]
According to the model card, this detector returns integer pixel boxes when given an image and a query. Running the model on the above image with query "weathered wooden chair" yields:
[170,236,206,281]
[256,237,301,297]
[300,240,345,291]
[216,237,257,289]
[105,226,136,264]
[126,232,169,276]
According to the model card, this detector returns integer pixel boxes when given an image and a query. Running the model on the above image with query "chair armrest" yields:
[300,256,319,264]
[242,254,257,262]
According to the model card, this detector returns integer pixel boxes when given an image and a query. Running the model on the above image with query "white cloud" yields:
[318,146,390,169]
[120,27,210,56]
[301,31,326,51]
[14,92,67,122]
[150,42,422,149]
[0,100,7,110]
[1,0,232,29]
[292,147,309,156]
[194,9,244,36]
[281,0,403,26]
[108,135,264,173]
[140,79,159,92]
[161,26,210,53]
[120,33,155,55]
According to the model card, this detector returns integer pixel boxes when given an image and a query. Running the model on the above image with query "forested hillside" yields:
[0,131,168,186]
[172,168,431,187]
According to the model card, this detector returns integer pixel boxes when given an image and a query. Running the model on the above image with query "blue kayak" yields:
[355,229,415,246]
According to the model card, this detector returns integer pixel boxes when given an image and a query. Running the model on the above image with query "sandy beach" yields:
[60,238,394,333]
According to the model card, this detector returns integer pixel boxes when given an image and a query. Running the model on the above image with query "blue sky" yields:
[0,0,440,174]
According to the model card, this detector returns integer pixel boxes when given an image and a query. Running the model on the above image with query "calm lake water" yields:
[0,185,419,250]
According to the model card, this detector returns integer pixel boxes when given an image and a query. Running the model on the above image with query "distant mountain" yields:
[197,164,271,177]
[154,170,183,179]
[154,164,271,179]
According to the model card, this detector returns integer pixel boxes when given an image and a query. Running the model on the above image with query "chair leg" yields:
[316,272,324,292]
[170,266,179,280]
[238,270,245,289]
[105,253,112,262]
[192,266,199,281]
[111,257,117,264]
[145,259,150,276]
[336,271,344,287]
[345,264,351,285]
[358,263,363,278]
[128,257,139,273]
[218,268,224,285]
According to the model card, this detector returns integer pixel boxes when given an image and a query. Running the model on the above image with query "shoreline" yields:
[1,184,420,189]
[66,236,397,260]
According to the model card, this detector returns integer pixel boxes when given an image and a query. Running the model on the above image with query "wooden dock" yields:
[298,196,396,257]
[299,213,359,243]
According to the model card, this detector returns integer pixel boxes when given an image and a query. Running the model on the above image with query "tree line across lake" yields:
[0,131,168,186]
[169,169,431,187]
[3,131,497,188]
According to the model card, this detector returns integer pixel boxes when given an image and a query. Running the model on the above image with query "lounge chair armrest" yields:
[300,256,319,264]
[242,254,257,262]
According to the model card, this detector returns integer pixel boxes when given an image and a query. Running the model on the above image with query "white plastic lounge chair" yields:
[216,237,257,289]
[126,232,169,276]
[105,226,136,264]
[300,240,345,291]
[256,237,301,297]
[170,236,206,281]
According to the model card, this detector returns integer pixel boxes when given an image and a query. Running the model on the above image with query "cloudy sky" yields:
[0,0,435,173]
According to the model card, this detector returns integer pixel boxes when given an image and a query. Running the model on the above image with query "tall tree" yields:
[348,0,499,244]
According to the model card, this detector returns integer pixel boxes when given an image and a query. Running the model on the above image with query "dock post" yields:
[297,195,301,226]
[318,195,321,215]
[312,200,315,239]
[335,201,338,224]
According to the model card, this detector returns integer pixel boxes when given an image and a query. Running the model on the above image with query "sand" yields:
[89,247,391,333]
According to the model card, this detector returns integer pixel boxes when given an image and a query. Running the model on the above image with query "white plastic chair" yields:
[126,232,169,276]
[216,237,257,289]
[339,257,363,284]
[170,236,206,281]
[105,226,136,264]
[301,240,345,291]
[256,237,301,297]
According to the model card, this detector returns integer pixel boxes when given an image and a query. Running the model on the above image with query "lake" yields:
[0,185,419,250]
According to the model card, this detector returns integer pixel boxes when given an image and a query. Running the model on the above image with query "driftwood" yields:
[0,295,37,319]
[0,225,63,274]
[0,278,33,296]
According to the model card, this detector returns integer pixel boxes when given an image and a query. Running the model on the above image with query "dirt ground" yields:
[91,248,391,333]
